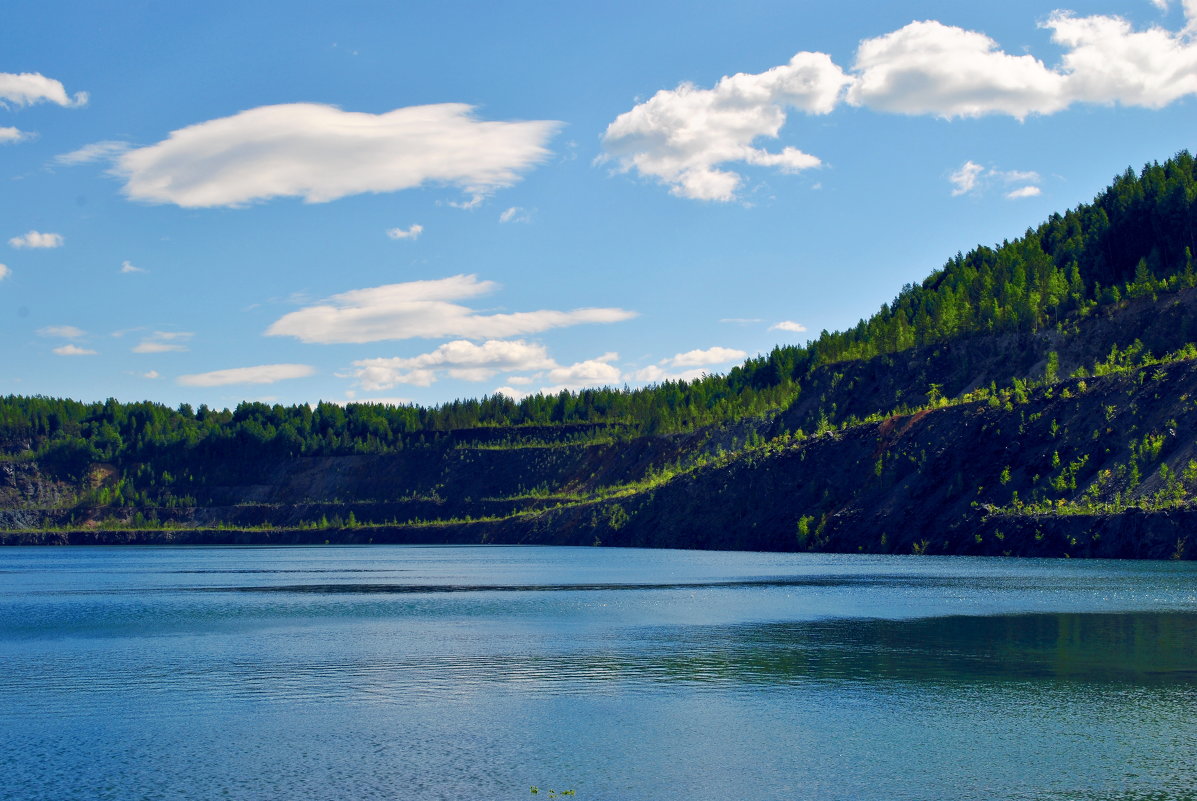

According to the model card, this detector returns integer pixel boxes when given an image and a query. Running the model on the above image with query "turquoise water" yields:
[1,545,1196,801]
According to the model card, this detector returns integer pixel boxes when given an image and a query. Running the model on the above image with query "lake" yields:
[1,545,1195,800]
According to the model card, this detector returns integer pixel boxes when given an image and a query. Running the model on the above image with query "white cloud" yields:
[847,21,1067,119]
[951,161,1042,197]
[719,317,763,324]
[1045,10,1197,109]
[0,72,87,109]
[142,370,160,379]
[1006,185,1042,199]
[114,102,562,208]
[38,325,86,339]
[849,12,1197,119]
[9,231,63,249]
[499,206,532,223]
[770,320,807,333]
[349,339,556,390]
[266,274,636,344]
[0,264,8,281]
[949,161,985,196]
[604,9,1197,200]
[133,331,192,353]
[54,140,132,165]
[668,346,748,368]
[601,52,850,200]
[120,260,146,274]
[1150,0,1169,11]
[628,345,747,384]
[386,223,423,240]
[0,127,32,144]
[177,364,316,387]
[544,353,622,389]
[52,344,96,356]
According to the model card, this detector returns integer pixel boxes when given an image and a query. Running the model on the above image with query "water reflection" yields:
[2,547,1196,801]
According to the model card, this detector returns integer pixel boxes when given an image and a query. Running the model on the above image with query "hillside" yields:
[4,151,1197,557]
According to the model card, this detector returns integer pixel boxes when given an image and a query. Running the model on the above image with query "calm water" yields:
[2,546,1196,801]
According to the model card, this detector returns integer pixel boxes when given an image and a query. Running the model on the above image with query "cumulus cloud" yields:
[386,223,423,240]
[133,331,192,353]
[847,21,1067,118]
[266,274,636,344]
[38,325,86,339]
[629,345,747,384]
[601,52,850,200]
[770,320,807,333]
[0,72,87,109]
[0,127,32,144]
[52,344,96,356]
[604,8,1197,199]
[54,140,132,165]
[668,346,748,367]
[177,363,316,387]
[120,260,146,274]
[114,102,562,208]
[1045,10,1197,108]
[349,339,556,390]
[9,231,63,249]
[0,263,8,281]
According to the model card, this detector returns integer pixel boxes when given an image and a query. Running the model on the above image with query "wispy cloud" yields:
[950,161,1043,198]
[52,344,96,356]
[132,331,192,353]
[770,320,807,333]
[499,206,532,224]
[9,230,63,249]
[949,161,985,196]
[0,264,9,281]
[267,274,636,345]
[115,103,562,208]
[38,325,86,339]
[54,140,132,165]
[120,260,146,274]
[1005,185,1042,199]
[386,223,423,240]
[177,364,316,387]
[0,127,32,145]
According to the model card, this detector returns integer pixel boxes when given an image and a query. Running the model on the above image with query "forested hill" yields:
[4,151,1197,557]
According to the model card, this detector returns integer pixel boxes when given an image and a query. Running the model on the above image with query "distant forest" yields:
[3,150,1197,479]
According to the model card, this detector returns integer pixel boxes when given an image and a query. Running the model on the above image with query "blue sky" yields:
[3,0,1197,409]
